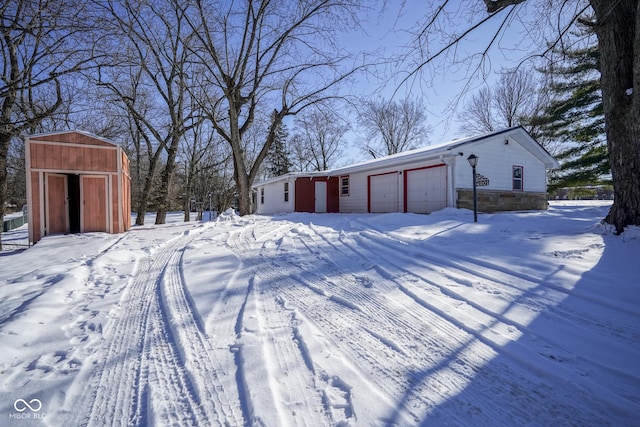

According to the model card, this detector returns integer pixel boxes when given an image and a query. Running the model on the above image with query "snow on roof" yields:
[253,171,325,187]
[253,127,558,187]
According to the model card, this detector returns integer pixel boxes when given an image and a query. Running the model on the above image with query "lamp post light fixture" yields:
[467,154,479,223]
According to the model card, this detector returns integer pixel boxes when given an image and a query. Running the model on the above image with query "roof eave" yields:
[28,129,120,146]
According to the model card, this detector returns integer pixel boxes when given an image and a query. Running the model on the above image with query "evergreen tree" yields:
[266,115,292,177]
[533,42,609,192]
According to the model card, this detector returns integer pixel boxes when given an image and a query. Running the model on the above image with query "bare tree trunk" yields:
[183,167,193,222]
[155,136,181,224]
[134,150,162,226]
[236,171,253,215]
[0,136,9,250]
[132,136,145,226]
[590,0,640,233]
[230,130,253,215]
[134,168,155,226]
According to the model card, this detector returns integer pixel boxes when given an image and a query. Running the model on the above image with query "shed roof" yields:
[28,130,121,147]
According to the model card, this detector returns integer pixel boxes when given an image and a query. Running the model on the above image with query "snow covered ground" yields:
[0,201,638,426]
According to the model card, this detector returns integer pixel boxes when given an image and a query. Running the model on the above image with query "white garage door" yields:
[370,173,399,212]
[406,166,447,213]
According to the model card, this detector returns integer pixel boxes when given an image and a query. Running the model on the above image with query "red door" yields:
[82,175,108,233]
[46,173,69,235]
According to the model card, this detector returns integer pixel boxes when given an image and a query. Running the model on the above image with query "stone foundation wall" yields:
[456,189,549,212]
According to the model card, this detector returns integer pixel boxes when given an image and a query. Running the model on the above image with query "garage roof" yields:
[253,126,559,187]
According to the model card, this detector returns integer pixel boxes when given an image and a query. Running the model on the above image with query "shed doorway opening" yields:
[68,174,81,233]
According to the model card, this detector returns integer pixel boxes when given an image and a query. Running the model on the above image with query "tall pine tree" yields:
[265,113,292,177]
[533,41,609,193]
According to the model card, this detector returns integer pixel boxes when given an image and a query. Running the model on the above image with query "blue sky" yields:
[320,0,513,163]
[330,0,569,164]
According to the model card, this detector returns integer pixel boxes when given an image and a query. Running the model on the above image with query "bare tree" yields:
[5,137,25,211]
[407,0,640,233]
[180,118,229,221]
[458,70,542,135]
[293,109,350,171]
[0,0,94,249]
[494,70,537,128]
[183,0,363,215]
[289,134,311,172]
[95,0,200,225]
[359,97,430,158]
[457,87,495,134]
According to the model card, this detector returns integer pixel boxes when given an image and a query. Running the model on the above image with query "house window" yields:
[340,176,350,196]
[513,166,523,191]
[284,182,289,202]
[260,187,264,204]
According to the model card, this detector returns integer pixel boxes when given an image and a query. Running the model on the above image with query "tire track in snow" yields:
[350,226,640,366]
[230,224,391,424]
[144,274,203,426]
[227,225,332,426]
[238,217,628,425]
[277,223,497,423]
[292,223,550,423]
[228,221,450,424]
[84,233,197,426]
[64,227,244,426]
[340,220,638,423]
[159,234,245,426]
[68,244,157,425]
[354,219,639,336]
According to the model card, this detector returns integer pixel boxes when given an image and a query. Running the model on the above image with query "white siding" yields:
[339,160,447,213]
[339,172,369,213]
[452,136,548,193]
[256,178,295,214]
[254,127,554,215]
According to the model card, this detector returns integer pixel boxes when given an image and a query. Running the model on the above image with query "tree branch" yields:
[483,0,527,14]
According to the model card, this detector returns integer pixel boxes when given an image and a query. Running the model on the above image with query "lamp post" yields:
[467,154,479,223]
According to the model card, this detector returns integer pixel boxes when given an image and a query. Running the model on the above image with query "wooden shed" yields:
[26,131,131,245]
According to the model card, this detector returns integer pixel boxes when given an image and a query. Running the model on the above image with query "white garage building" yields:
[254,127,559,215]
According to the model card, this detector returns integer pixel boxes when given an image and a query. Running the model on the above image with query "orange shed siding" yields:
[29,142,118,173]
[111,174,120,232]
